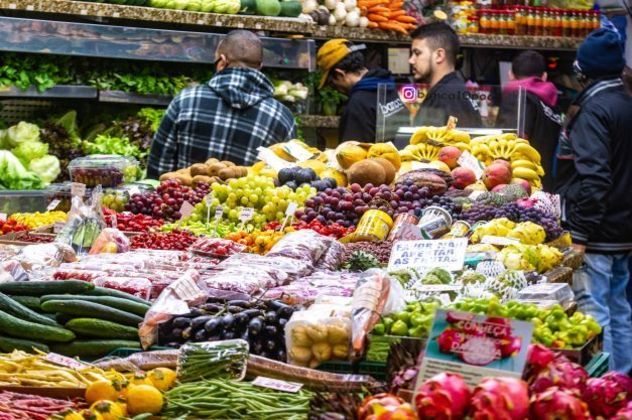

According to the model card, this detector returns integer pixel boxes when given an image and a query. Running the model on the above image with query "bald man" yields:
[147,30,296,177]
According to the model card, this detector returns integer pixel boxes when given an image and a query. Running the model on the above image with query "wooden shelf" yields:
[299,115,340,128]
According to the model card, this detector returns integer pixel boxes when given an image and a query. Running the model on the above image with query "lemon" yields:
[147,367,177,391]
[127,384,164,415]
[86,380,119,405]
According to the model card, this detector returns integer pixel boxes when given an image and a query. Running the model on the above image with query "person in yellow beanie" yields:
[317,39,405,142]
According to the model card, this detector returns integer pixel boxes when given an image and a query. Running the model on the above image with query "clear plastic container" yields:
[517,283,574,304]
[46,182,92,212]
[68,155,140,188]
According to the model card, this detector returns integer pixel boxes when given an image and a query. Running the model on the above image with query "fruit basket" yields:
[68,155,140,188]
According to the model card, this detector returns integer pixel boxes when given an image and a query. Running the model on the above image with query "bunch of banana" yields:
[409,117,471,151]
[399,143,441,162]
[507,221,547,245]
[470,218,517,243]
[510,142,545,187]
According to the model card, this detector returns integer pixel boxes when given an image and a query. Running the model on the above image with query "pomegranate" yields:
[582,372,632,418]
[469,377,529,420]
[482,163,512,190]
[451,167,477,189]
[414,372,471,419]
[529,387,591,420]
[438,146,462,169]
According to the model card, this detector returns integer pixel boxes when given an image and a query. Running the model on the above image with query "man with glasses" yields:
[147,30,295,178]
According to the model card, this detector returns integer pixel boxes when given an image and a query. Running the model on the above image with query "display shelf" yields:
[0,85,97,99]
[459,33,583,51]
[299,115,340,128]
[0,0,313,35]
[0,16,315,70]
[99,90,173,106]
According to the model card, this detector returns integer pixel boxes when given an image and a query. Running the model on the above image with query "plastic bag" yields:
[285,304,352,367]
[93,349,179,372]
[89,228,130,254]
[139,269,205,349]
[177,340,249,383]
[55,187,106,254]
[314,240,346,271]
[266,230,330,263]
[216,253,311,281]
[93,276,152,300]
[189,237,246,258]
[15,243,77,271]
[1,260,28,282]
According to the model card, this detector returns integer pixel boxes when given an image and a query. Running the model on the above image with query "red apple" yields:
[451,167,477,189]
[483,163,512,190]
[492,159,512,172]
[438,146,462,169]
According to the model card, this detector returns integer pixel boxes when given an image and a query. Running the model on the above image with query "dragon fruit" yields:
[437,328,466,354]
[459,336,498,366]
[469,377,529,420]
[498,335,522,358]
[582,372,632,418]
[527,344,556,370]
[528,358,588,394]
[414,372,471,419]
[613,401,632,419]
[529,387,591,420]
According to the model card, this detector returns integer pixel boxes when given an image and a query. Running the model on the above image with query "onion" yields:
[359,16,369,27]
[344,0,357,11]
[345,10,360,26]
[324,0,338,10]
[302,0,318,14]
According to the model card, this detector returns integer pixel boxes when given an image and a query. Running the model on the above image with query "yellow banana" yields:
[511,160,538,171]
[513,167,539,180]
[452,142,471,151]
[514,143,541,163]
[536,165,545,176]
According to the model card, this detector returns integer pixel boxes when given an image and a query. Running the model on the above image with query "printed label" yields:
[252,376,303,393]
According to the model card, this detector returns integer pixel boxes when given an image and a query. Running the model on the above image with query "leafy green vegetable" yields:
[29,155,61,185]
[0,150,43,190]
[11,141,48,165]
[6,122,40,147]
[137,108,166,132]
[82,134,146,162]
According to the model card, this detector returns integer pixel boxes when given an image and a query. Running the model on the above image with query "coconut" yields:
[347,159,386,187]
[371,158,396,184]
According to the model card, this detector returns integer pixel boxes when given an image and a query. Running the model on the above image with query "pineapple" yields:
[498,184,528,201]
[475,191,507,207]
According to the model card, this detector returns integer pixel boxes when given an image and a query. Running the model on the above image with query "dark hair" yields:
[512,50,546,78]
[410,22,459,65]
[217,30,263,68]
[332,50,366,74]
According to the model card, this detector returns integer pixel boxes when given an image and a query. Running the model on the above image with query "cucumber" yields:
[41,300,143,327]
[0,292,59,326]
[51,340,141,358]
[41,295,149,317]
[0,335,49,353]
[65,318,139,340]
[0,309,75,342]
[9,296,41,311]
[0,281,94,296]
[85,286,151,305]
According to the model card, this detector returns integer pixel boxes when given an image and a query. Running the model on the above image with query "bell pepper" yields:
[390,320,409,336]
[372,323,385,336]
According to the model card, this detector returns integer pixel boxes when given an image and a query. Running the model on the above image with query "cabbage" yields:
[6,122,40,147]
[0,150,43,190]
[11,141,49,164]
[0,129,8,150]
[28,155,60,185]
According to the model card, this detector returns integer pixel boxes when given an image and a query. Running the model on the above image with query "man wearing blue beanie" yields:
[556,27,632,374]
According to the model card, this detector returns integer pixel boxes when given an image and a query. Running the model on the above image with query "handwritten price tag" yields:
[70,182,86,197]
[457,151,485,180]
[46,199,61,211]
[285,202,298,217]
[252,376,303,393]
[0,213,6,222]
[179,201,195,219]
[45,352,89,370]
[239,207,254,223]
[214,206,224,220]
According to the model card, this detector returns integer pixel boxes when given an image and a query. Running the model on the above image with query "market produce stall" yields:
[1,116,629,419]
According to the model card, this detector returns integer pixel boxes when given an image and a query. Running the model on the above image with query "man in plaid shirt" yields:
[147,30,296,178]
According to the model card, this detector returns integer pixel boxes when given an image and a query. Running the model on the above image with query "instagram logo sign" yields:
[399,85,419,103]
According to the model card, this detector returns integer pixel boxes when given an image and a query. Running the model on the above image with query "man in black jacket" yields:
[317,39,405,142]
[498,51,562,191]
[556,28,632,373]
[408,22,481,128]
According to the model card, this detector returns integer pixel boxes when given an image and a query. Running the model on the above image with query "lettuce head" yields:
[11,141,49,164]
[28,155,60,185]
[6,121,40,147]
[0,150,43,190]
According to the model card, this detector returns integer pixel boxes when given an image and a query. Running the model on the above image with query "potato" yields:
[190,163,210,177]
[176,168,191,175]
[290,326,312,347]
[218,166,248,181]
[327,324,349,345]
[332,343,349,359]
[220,160,236,167]
[289,346,312,363]
[205,157,219,165]
[306,324,328,343]
[207,163,226,176]
[159,172,178,181]
[174,174,192,186]
[311,342,332,362]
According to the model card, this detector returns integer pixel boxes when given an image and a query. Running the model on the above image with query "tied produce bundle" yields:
[177,339,248,383]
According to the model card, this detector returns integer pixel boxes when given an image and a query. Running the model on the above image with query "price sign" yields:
[0,213,6,222]
[45,352,89,370]
[179,201,195,219]
[457,151,485,180]
[239,207,254,224]
[252,376,303,393]
[205,194,214,224]
[46,199,61,211]
[70,182,86,197]
[388,238,468,272]
[480,235,520,246]
[285,202,298,217]
[283,142,313,162]
[256,147,294,172]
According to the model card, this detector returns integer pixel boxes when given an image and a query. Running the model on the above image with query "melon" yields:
[367,142,402,170]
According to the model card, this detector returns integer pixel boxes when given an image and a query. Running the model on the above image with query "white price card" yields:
[46,353,89,370]
[70,182,86,197]
[0,213,6,222]
[283,142,313,162]
[457,151,485,180]
[480,235,520,246]
[179,201,195,219]
[252,376,303,393]
[127,186,141,197]
[214,206,224,220]
[46,199,61,211]
[239,207,254,223]
[388,238,468,272]
[285,202,298,217]
[256,147,295,172]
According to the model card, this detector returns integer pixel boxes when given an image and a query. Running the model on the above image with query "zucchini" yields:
[41,295,149,317]
[85,286,150,305]
[65,318,139,340]
[9,296,41,311]
[0,292,59,326]
[0,335,49,353]
[51,340,141,358]
[0,309,75,342]
[0,280,94,296]
[41,300,143,327]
